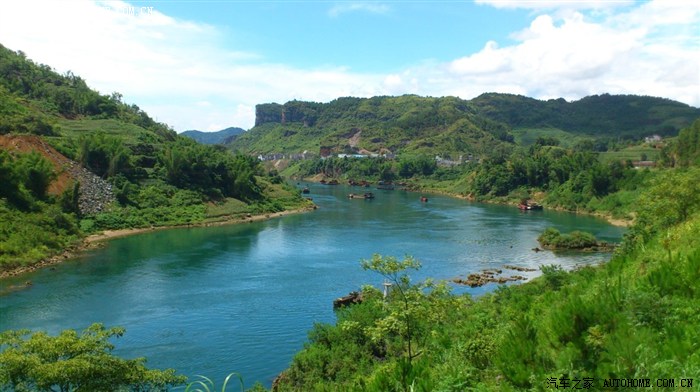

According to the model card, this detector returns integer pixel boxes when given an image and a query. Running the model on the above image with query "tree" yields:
[78,132,132,178]
[361,254,423,390]
[634,168,700,240]
[15,151,56,201]
[0,324,186,391]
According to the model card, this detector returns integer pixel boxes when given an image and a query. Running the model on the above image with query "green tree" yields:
[78,132,132,178]
[633,168,700,243]
[675,118,700,166]
[15,151,56,201]
[361,254,423,390]
[58,182,80,215]
[0,324,186,391]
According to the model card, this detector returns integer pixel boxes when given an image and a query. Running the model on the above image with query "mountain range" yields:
[228,94,699,158]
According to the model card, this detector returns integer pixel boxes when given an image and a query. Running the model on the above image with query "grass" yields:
[44,118,167,161]
[55,118,154,143]
[205,198,250,220]
[0,201,82,271]
[598,145,660,163]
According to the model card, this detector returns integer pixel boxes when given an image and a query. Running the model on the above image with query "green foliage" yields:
[0,44,175,139]
[360,254,426,386]
[58,182,80,215]
[539,264,569,290]
[0,150,80,269]
[0,150,56,209]
[598,144,659,164]
[662,118,700,167]
[397,155,436,178]
[160,139,262,201]
[538,227,598,249]
[278,170,700,391]
[471,92,700,138]
[0,200,80,268]
[281,256,464,391]
[84,181,206,231]
[78,131,133,178]
[0,323,186,391]
[511,127,593,149]
[0,85,57,136]
[624,167,700,249]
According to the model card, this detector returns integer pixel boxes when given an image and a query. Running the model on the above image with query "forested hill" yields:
[229,93,699,157]
[0,43,309,272]
[231,95,513,158]
[471,93,700,137]
[181,127,245,144]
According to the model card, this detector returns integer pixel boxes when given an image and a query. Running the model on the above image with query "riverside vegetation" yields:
[2,44,700,390]
[0,44,311,273]
[271,166,700,391]
[236,93,698,224]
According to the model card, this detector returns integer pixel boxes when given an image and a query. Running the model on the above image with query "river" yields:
[0,184,625,387]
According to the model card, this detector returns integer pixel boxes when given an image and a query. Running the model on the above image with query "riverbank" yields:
[0,206,316,280]
[307,177,633,228]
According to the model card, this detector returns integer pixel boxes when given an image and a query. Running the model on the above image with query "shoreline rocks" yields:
[453,265,535,288]
[333,291,363,309]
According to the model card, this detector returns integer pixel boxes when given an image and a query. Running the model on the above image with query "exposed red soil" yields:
[0,134,76,195]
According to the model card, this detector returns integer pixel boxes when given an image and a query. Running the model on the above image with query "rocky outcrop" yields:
[65,161,114,216]
[453,268,528,288]
[503,265,537,272]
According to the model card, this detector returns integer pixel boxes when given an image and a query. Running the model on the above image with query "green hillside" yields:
[230,93,698,168]
[0,44,310,272]
[231,95,513,159]
[471,92,700,137]
[510,127,590,148]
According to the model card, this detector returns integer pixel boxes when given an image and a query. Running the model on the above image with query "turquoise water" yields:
[0,185,624,387]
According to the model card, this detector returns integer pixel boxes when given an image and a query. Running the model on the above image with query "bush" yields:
[557,230,598,249]
[538,227,598,249]
[538,227,561,247]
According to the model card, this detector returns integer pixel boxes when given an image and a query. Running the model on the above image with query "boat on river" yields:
[518,200,543,210]
[348,192,375,200]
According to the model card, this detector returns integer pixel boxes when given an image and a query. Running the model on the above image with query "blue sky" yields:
[153,1,528,72]
[1,1,698,131]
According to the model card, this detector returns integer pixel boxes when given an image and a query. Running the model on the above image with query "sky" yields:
[0,0,698,132]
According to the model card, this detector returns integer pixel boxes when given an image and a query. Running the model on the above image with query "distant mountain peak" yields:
[181,127,245,144]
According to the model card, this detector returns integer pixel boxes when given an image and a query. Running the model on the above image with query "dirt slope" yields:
[0,135,114,214]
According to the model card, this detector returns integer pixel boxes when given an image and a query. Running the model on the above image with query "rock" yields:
[333,291,363,309]
[503,265,537,272]
[453,268,529,287]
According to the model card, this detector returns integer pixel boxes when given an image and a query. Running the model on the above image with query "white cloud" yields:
[475,0,634,11]
[328,2,390,18]
[439,1,700,105]
[0,0,697,132]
